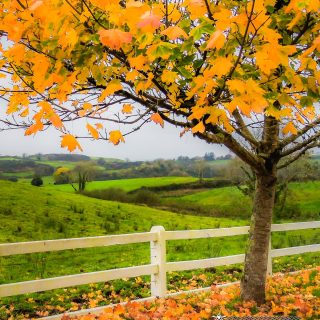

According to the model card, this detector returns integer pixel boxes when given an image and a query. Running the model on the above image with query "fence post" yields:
[150,226,167,297]
[267,237,272,276]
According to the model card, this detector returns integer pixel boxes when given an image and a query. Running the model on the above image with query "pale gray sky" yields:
[0,119,228,161]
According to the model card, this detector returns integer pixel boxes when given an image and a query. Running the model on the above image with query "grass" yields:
[171,181,320,221]
[0,179,319,318]
[171,186,251,218]
[0,180,247,282]
[34,160,78,169]
[288,181,320,216]
[47,176,198,192]
[1,171,34,178]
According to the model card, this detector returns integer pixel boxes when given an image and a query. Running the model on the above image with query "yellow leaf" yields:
[161,70,178,84]
[282,122,298,136]
[188,107,207,121]
[126,70,139,82]
[20,108,29,117]
[86,123,99,139]
[295,112,305,124]
[191,121,205,133]
[185,0,207,20]
[61,134,83,152]
[98,80,122,102]
[288,12,302,30]
[212,57,233,77]
[78,102,93,117]
[109,130,125,145]
[150,113,164,127]
[260,27,282,45]
[122,104,133,114]
[128,55,147,70]
[161,26,188,40]
[213,7,232,30]
[206,30,225,50]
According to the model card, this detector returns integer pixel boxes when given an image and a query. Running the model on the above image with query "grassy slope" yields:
[288,181,320,214]
[0,179,319,282]
[175,181,320,220]
[0,180,239,243]
[0,179,319,319]
[0,180,246,283]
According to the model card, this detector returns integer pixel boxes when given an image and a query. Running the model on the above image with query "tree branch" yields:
[279,117,320,149]
[277,141,320,169]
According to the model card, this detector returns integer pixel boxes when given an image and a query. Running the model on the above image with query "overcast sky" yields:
[0,114,228,161]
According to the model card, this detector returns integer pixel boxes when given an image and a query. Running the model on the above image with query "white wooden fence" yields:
[0,221,319,312]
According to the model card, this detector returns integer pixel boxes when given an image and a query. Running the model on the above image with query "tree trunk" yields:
[241,172,277,304]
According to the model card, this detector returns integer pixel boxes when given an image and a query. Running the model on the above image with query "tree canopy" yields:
[0,0,319,169]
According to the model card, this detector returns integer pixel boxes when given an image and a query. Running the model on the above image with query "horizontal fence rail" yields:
[0,221,319,301]
[0,264,158,297]
[0,232,157,256]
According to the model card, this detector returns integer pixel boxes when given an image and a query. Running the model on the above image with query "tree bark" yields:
[241,172,277,304]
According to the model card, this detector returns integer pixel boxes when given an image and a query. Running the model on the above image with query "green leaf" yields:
[190,22,214,41]
[149,42,176,60]
[177,67,193,79]
[300,96,313,107]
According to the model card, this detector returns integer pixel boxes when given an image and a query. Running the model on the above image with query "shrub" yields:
[130,189,160,206]
[84,188,129,202]
[31,176,43,186]
[7,176,18,182]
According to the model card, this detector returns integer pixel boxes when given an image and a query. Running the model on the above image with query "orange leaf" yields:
[191,121,205,133]
[161,26,187,40]
[137,11,162,31]
[206,30,225,50]
[98,29,132,50]
[98,80,122,102]
[180,127,190,137]
[61,134,83,152]
[109,130,125,145]
[86,123,99,139]
[128,56,147,70]
[122,104,133,114]
[95,123,103,129]
[24,122,44,136]
[78,102,93,117]
[150,113,164,127]
[20,108,29,117]
[50,113,63,128]
[282,122,298,135]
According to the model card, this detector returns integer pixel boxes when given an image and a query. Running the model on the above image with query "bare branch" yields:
[277,141,320,169]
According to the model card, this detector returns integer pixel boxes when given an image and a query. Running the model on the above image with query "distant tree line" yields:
[0,159,54,176]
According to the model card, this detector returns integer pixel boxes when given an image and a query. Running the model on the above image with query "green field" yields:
[170,181,320,221]
[2,171,34,178]
[0,179,319,280]
[35,160,79,169]
[47,176,199,192]
[0,178,319,318]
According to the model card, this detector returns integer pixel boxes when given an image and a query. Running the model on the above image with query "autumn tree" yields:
[0,0,319,304]
[71,162,97,192]
[53,167,71,184]
[54,163,97,191]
